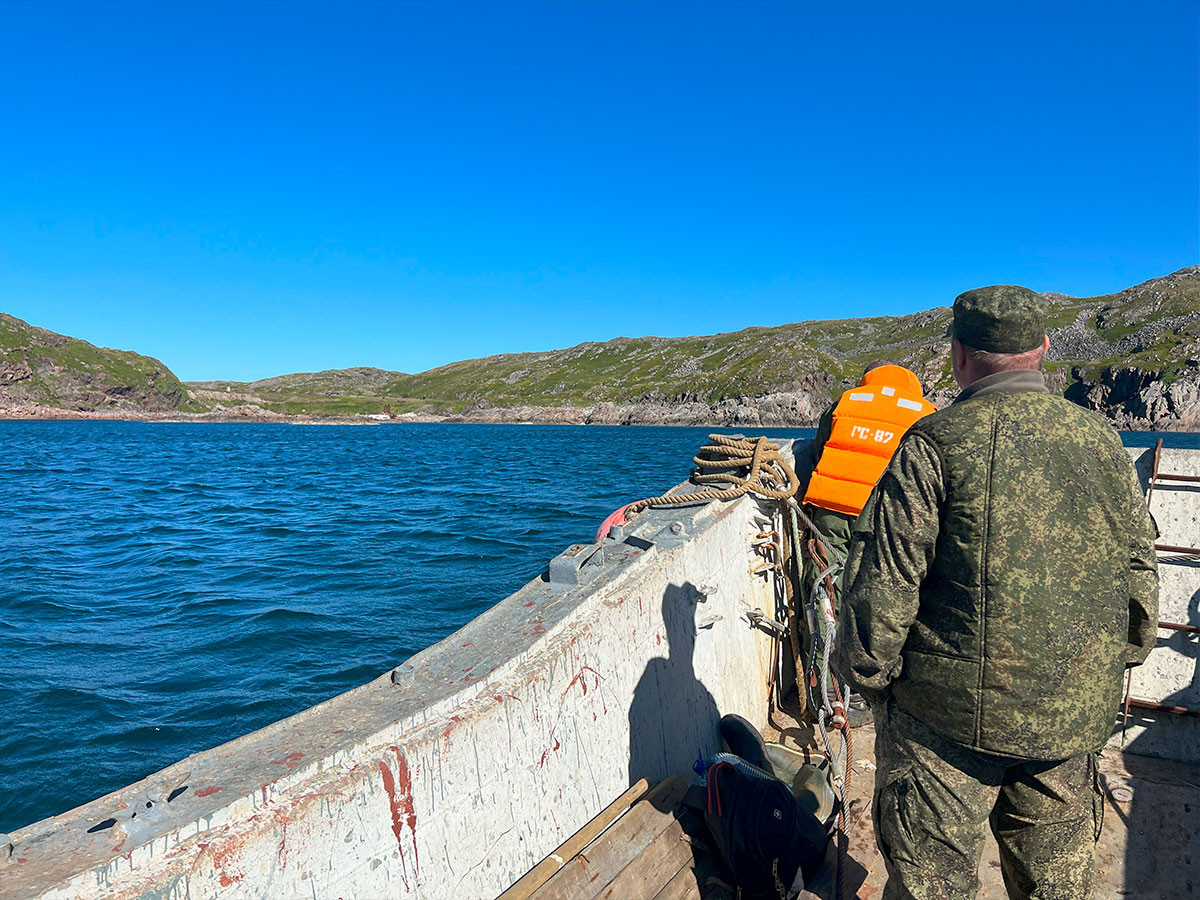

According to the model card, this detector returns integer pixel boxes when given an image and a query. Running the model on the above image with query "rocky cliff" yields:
[0,314,197,414]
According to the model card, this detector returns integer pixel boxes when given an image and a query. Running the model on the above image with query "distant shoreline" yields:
[2,406,1197,434]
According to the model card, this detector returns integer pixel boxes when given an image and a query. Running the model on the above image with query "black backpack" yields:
[687,756,830,899]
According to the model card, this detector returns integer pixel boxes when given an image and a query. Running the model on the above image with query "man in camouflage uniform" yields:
[833,285,1160,900]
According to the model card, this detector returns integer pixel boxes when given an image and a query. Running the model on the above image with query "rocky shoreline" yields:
[5,372,1199,432]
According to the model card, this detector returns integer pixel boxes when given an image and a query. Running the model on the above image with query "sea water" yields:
[0,422,1194,832]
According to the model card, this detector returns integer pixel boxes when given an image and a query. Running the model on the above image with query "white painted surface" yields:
[1111,446,1200,763]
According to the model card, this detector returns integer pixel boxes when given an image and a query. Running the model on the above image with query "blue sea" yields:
[0,422,1195,833]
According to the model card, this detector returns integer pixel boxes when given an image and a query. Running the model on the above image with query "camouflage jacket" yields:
[833,370,1159,760]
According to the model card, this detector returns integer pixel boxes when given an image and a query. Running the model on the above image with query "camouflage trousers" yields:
[873,702,1104,900]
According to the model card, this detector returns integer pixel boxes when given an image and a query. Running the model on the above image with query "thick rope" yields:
[623,434,800,515]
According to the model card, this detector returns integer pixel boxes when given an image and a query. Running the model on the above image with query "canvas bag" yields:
[695,757,829,899]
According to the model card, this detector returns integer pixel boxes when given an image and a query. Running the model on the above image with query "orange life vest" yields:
[803,365,936,517]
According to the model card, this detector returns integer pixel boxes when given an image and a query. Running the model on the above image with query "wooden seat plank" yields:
[592,817,696,900]
[651,862,705,900]
[532,775,689,900]
[501,778,651,900]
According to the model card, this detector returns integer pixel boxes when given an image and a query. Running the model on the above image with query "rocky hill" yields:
[0,314,197,415]
[3,267,1197,429]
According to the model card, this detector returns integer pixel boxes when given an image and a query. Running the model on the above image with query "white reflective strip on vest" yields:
[896,397,923,411]
[881,386,895,396]
[848,392,874,402]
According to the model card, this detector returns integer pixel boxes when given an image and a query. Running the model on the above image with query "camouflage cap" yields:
[952,285,1047,353]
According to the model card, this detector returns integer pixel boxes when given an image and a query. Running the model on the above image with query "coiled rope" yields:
[626,433,800,515]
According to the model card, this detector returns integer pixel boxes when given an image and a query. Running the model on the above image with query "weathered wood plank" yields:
[650,862,705,900]
[500,778,651,900]
[533,776,689,900]
[593,817,695,900]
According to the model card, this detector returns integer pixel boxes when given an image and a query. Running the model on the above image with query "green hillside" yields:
[0,314,199,413]
[191,266,1198,418]
[4,266,1196,423]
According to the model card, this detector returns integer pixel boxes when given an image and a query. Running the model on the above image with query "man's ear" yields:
[1042,334,1050,353]
[950,337,965,368]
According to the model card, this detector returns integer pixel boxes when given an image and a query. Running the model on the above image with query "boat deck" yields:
[500,769,839,900]
[505,697,1200,900]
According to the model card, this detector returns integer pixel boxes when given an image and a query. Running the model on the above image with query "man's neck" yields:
[955,369,1048,403]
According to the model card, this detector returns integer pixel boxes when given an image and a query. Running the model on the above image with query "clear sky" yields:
[1,1,1196,382]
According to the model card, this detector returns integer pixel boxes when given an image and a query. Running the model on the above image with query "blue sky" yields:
[1,2,1196,382]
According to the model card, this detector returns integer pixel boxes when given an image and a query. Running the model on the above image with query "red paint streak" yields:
[270,752,304,768]
[378,747,419,889]
[532,624,547,635]
[541,664,600,768]
[208,831,249,887]
[261,786,268,805]
[440,715,463,745]
[494,693,521,703]
[524,601,535,607]
[538,740,561,768]
[194,785,223,798]
[273,808,300,826]
[656,634,662,646]
[564,666,603,699]
[333,728,345,734]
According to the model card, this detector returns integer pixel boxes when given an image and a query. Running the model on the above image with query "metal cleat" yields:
[548,543,605,586]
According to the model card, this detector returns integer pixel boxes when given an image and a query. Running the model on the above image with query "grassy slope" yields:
[6,268,1193,418]
[212,267,1194,417]
[0,314,201,412]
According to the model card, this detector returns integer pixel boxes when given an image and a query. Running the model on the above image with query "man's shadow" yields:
[625,582,728,893]
[628,582,719,786]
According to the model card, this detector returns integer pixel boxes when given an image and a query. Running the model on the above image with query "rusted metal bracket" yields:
[1155,543,1200,556]
[746,608,788,637]
[1145,437,1200,512]
[1121,620,1200,740]
[1159,621,1200,634]
[1126,698,1200,719]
